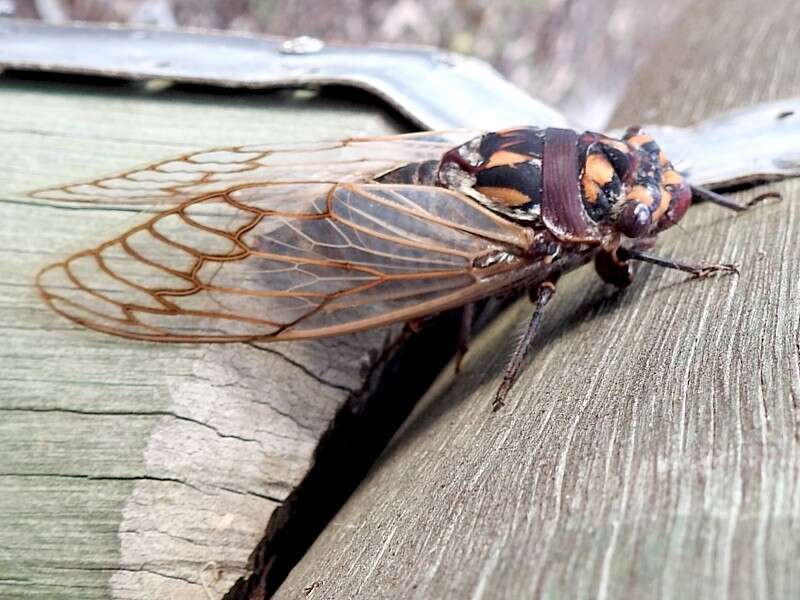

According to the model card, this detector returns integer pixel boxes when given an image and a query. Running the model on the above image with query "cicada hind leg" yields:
[374,304,478,376]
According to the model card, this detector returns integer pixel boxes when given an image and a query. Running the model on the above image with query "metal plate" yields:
[1,20,798,188]
[0,19,569,131]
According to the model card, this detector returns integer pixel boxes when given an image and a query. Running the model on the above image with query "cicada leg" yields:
[376,304,478,375]
[616,247,739,279]
[493,281,557,412]
[595,248,636,287]
[594,233,661,287]
[454,303,475,375]
[374,320,422,370]
[691,186,780,212]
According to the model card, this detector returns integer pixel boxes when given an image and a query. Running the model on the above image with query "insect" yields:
[34,126,770,410]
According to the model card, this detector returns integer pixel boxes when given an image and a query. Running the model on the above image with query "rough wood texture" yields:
[277,0,800,597]
[0,78,402,598]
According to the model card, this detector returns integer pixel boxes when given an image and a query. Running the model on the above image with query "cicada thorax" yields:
[435,127,546,221]
[434,126,638,240]
[426,126,693,244]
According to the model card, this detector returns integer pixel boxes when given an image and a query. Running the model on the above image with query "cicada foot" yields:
[689,262,740,279]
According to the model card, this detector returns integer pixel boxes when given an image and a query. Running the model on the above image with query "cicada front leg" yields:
[691,186,781,212]
[616,247,739,279]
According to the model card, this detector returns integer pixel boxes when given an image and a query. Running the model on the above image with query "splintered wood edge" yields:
[0,80,406,599]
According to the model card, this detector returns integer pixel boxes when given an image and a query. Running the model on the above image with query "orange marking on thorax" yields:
[585,154,614,185]
[662,170,684,186]
[476,185,531,207]
[582,179,600,203]
[485,150,533,169]
[580,154,614,204]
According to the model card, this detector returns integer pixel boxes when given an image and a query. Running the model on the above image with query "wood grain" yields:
[0,78,401,599]
[277,0,800,598]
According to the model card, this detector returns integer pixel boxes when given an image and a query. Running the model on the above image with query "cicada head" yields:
[583,128,692,239]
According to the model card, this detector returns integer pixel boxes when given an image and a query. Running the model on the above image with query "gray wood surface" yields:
[277,0,800,598]
[0,80,401,599]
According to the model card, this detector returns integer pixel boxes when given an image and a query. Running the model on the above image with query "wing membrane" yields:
[36,182,539,342]
[31,130,482,205]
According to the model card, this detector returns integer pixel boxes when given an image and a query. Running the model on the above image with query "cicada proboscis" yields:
[34,126,773,410]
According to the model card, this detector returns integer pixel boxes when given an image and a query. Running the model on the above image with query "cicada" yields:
[34,126,767,409]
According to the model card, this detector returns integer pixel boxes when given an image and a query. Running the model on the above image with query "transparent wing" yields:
[31,130,483,205]
[36,182,539,342]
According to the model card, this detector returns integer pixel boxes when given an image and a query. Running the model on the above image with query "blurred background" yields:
[4,0,693,128]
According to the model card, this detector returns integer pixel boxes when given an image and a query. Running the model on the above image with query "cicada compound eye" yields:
[654,179,692,232]
[617,200,652,238]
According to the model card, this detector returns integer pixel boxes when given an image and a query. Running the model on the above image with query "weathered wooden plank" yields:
[277,0,800,598]
[0,77,402,599]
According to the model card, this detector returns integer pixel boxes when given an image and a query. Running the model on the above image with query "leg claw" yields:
[691,263,739,279]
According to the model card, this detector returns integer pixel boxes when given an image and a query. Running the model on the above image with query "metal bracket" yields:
[1,20,798,188]
[0,19,569,131]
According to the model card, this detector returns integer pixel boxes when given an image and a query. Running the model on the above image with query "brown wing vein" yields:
[34,133,551,343]
[38,184,535,341]
[30,131,482,206]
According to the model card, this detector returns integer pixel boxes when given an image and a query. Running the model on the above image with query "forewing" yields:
[31,130,483,205]
[36,183,537,342]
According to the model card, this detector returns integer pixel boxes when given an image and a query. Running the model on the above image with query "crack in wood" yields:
[0,406,272,446]
[49,565,202,586]
[1,473,203,492]
[246,343,359,396]
[224,310,470,599]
